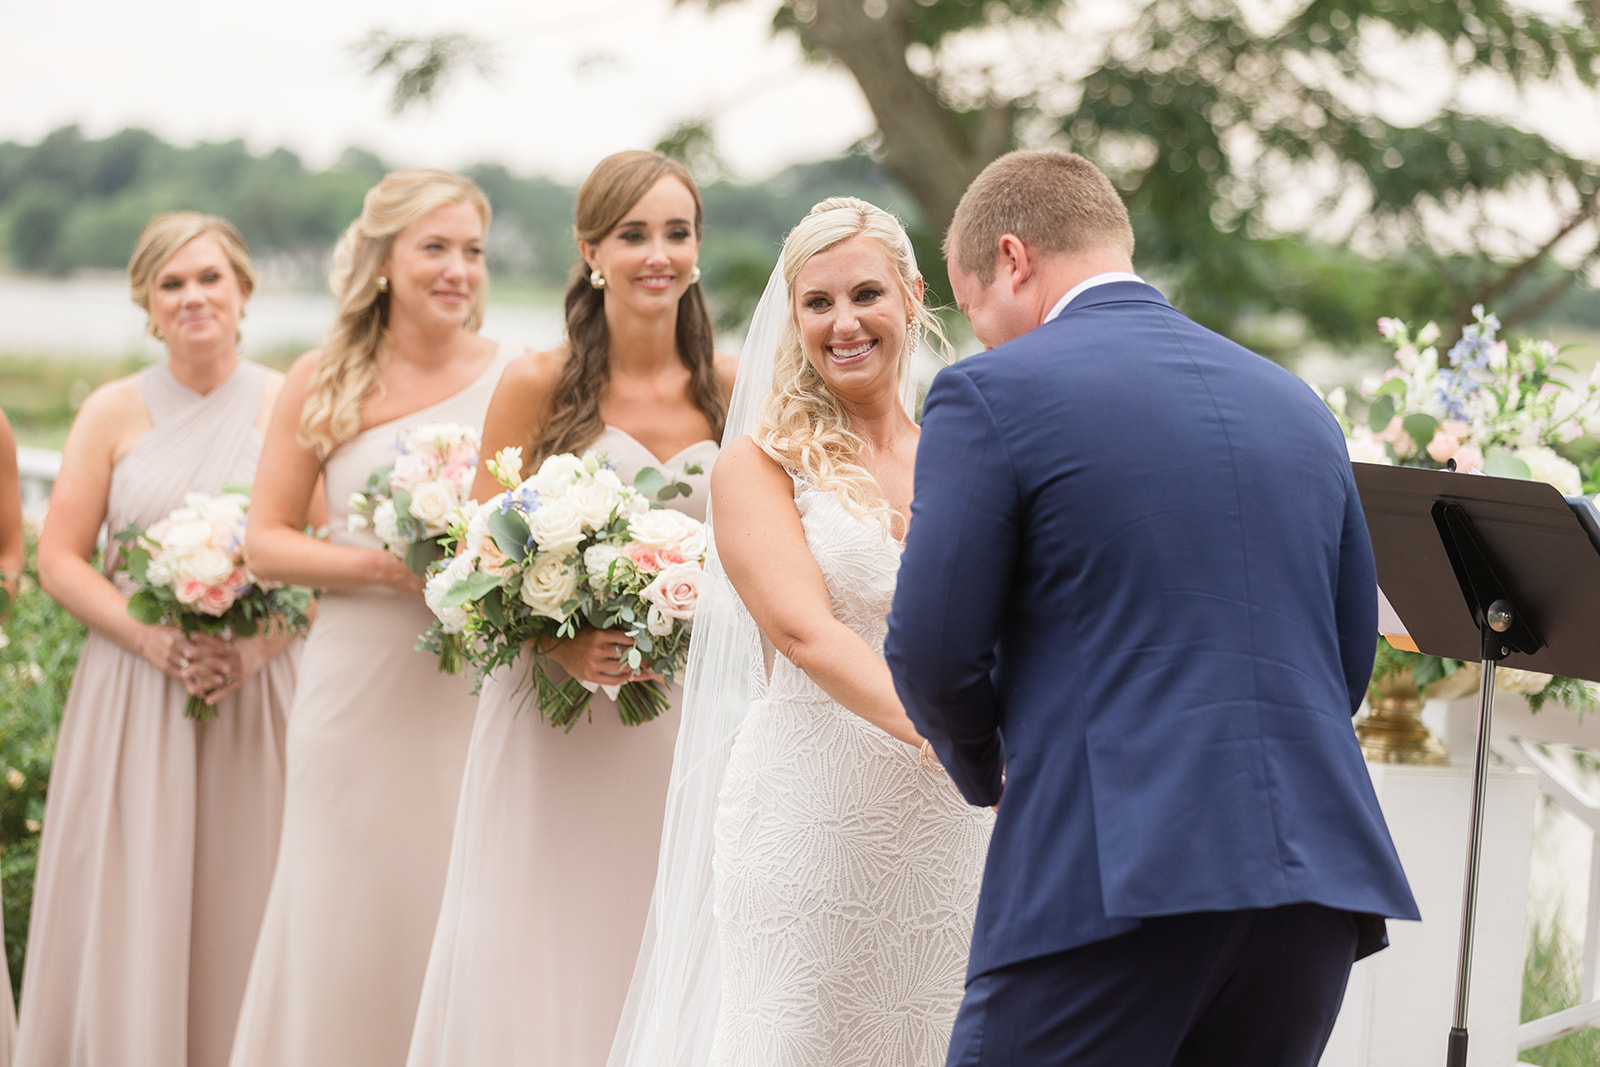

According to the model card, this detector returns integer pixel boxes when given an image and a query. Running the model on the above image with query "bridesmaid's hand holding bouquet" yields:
[421,447,706,730]
[117,490,314,720]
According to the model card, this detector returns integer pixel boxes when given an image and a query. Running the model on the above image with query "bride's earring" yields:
[688,264,702,285]
[376,275,389,293]
[589,268,607,290]
[906,316,922,351]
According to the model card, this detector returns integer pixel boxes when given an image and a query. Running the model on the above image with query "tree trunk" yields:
[801,0,1003,231]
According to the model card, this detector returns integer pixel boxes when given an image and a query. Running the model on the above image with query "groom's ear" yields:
[995,234,1032,291]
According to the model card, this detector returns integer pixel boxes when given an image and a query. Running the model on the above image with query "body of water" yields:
[0,274,568,360]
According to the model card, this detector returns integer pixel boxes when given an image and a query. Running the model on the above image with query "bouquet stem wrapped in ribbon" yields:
[422,447,706,730]
[117,490,314,720]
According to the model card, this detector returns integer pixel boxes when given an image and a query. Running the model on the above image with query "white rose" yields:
[640,561,704,622]
[1346,437,1392,465]
[627,509,696,551]
[409,481,455,536]
[618,488,650,518]
[520,552,580,621]
[185,546,234,585]
[1514,446,1583,497]
[161,518,212,553]
[346,513,370,532]
[647,603,675,637]
[583,543,624,590]
[533,453,587,497]
[568,469,623,530]
[675,524,707,561]
[373,499,402,548]
[390,451,434,492]
[424,554,475,634]
[528,498,586,555]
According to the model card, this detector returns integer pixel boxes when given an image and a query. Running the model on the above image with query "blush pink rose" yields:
[659,547,686,566]
[198,583,237,616]
[439,463,473,496]
[626,544,662,574]
[641,561,704,621]
[174,578,208,606]
[1427,429,1462,464]
[1452,444,1484,473]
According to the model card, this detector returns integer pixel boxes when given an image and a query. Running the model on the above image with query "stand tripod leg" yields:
[1446,654,1500,1067]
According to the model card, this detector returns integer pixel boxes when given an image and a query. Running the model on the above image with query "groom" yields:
[885,150,1419,1066]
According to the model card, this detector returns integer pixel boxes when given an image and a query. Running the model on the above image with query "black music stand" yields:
[1354,463,1600,1067]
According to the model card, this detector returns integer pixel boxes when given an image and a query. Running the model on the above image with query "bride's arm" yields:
[713,435,922,748]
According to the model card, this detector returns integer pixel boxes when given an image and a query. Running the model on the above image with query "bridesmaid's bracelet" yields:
[919,739,946,775]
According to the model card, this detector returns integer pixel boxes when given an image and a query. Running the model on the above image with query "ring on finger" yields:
[177,655,190,669]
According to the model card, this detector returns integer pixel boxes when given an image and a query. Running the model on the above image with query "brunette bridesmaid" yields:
[232,169,515,1067]
[406,150,736,1067]
[18,213,305,1067]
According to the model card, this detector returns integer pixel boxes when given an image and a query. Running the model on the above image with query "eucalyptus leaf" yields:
[1368,394,1396,432]
[127,590,164,625]
[488,508,530,560]
[1482,451,1532,480]
[1402,413,1437,449]
[406,538,442,578]
[633,467,668,498]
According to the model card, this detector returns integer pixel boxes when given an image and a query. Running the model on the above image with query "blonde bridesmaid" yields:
[406,150,736,1067]
[232,170,516,1067]
[19,214,306,1067]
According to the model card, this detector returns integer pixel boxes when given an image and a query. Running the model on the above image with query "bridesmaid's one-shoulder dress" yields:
[228,346,514,1067]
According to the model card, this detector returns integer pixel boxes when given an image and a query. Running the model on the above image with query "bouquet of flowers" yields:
[348,422,480,576]
[422,447,706,730]
[1327,306,1600,712]
[116,490,315,720]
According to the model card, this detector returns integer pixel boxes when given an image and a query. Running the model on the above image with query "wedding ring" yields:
[177,656,190,669]
[221,671,233,685]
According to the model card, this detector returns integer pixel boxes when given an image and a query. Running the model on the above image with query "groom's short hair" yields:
[946,151,1135,285]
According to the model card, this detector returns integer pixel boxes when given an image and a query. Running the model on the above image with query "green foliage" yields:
[1521,910,1600,1066]
[0,531,86,1003]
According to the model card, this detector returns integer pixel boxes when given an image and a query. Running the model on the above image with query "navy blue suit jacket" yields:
[886,282,1419,981]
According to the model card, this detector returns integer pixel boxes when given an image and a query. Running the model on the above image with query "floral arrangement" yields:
[348,422,480,576]
[422,447,706,729]
[116,490,315,719]
[1328,307,1600,712]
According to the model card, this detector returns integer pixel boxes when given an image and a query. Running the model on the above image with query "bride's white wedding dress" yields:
[709,476,994,1067]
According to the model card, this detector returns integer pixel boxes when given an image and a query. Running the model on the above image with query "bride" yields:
[610,197,993,1067]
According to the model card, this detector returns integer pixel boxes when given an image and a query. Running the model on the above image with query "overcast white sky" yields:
[1,0,875,181]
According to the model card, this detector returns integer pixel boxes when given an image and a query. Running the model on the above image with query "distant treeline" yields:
[0,125,917,328]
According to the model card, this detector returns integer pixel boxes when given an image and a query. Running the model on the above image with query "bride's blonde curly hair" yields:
[299,169,491,457]
[756,197,948,529]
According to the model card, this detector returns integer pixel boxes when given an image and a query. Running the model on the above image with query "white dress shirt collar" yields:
[1043,271,1147,324]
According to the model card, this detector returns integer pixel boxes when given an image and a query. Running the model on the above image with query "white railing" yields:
[18,446,59,511]
[1496,736,1600,1050]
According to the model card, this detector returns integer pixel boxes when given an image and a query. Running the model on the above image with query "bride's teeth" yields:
[833,342,872,358]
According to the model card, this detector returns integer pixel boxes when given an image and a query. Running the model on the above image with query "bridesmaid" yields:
[406,150,736,1067]
[233,169,515,1067]
[20,213,306,1067]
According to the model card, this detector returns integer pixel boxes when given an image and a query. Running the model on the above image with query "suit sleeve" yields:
[1335,470,1379,716]
[886,366,1020,806]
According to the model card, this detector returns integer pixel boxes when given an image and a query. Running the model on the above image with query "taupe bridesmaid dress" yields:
[228,345,513,1067]
[15,362,298,1067]
[406,428,717,1067]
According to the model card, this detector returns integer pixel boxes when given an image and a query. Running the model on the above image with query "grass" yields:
[1520,907,1600,1066]
[0,352,150,450]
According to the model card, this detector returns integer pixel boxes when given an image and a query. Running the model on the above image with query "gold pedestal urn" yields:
[1356,665,1480,766]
